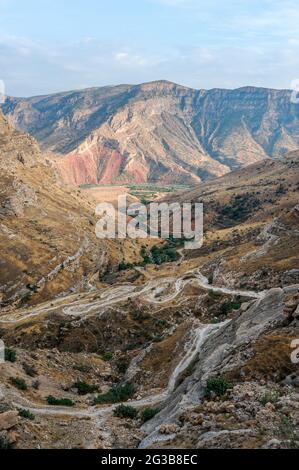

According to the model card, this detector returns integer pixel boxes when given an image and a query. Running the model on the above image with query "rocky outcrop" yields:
[0,411,19,431]
[140,286,296,448]
[3,81,299,185]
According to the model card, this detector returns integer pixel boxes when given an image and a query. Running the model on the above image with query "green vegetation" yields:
[217,193,261,226]
[18,408,35,420]
[119,240,181,271]
[46,396,75,407]
[260,391,279,406]
[150,241,180,265]
[113,404,138,419]
[73,380,98,395]
[141,408,160,423]
[0,435,12,449]
[205,376,232,398]
[94,383,135,405]
[9,377,27,391]
[101,352,113,362]
[218,299,242,316]
[5,347,16,363]
[208,275,213,285]
[276,415,298,447]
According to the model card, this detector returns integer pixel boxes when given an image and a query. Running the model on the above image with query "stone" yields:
[0,411,19,431]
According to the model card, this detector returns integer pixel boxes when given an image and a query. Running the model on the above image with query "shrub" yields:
[73,380,98,395]
[9,377,27,391]
[113,404,138,419]
[276,415,297,447]
[0,435,12,449]
[141,408,160,423]
[94,383,135,405]
[46,396,75,407]
[205,377,232,398]
[260,391,279,406]
[18,408,35,420]
[219,300,242,316]
[5,347,16,363]
[101,352,113,362]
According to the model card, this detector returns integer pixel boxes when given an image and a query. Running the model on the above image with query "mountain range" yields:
[2,80,299,185]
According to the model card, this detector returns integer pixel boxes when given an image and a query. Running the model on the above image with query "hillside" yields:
[2,81,299,185]
[0,111,123,307]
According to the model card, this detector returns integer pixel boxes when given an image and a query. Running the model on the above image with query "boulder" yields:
[0,411,19,431]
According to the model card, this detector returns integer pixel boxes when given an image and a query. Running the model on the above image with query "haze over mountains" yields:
[2,80,299,186]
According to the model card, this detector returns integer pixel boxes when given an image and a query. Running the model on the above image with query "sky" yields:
[0,0,299,96]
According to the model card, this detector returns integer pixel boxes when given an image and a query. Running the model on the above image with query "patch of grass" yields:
[240,335,297,381]
[276,415,298,448]
[9,377,28,391]
[260,391,280,406]
[205,376,232,399]
[46,396,75,407]
[94,383,135,405]
[113,404,138,419]
[18,408,35,420]
[5,347,16,363]
[141,408,160,423]
[73,380,98,395]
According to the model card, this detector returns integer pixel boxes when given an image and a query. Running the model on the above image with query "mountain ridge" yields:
[2,80,299,185]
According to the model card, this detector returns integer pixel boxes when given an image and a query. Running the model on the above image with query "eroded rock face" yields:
[3,81,299,185]
[140,286,296,448]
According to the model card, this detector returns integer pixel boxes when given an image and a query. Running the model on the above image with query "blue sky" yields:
[0,0,299,96]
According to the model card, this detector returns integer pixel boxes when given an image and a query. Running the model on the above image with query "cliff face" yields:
[2,81,299,185]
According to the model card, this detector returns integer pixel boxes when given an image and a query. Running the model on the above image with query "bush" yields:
[150,241,180,266]
[0,435,12,449]
[205,377,232,398]
[9,377,27,391]
[101,352,113,362]
[94,383,135,405]
[141,408,160,423]
[5,347,16,363]
[73,380,98,395]
[219,300,242,316]
[113,404,138,419]
[260,391,279,406]
[18,408,35,420]
[46,396,75,407]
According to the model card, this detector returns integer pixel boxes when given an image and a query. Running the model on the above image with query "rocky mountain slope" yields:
[0,111,123,307]
[0,150,298,449]
[2,81,299,185]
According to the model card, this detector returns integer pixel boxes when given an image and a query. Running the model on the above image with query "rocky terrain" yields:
[0,110,137,308]
[0,129,298,449]
[2,81,299,185]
